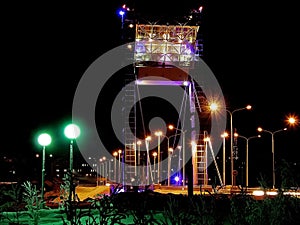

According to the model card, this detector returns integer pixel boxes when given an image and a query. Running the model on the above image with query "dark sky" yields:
[1,1,299,182]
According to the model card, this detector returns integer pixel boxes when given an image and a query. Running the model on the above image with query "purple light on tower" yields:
[135,79,190,86]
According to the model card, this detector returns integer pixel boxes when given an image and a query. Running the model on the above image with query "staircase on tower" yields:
[123,72,137,184]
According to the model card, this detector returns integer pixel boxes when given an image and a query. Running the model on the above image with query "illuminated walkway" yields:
[68,184,300,201]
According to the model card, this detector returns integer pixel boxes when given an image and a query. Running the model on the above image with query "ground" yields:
[1,184,299,225]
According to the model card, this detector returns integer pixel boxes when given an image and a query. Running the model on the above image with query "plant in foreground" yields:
[21,181,44,225]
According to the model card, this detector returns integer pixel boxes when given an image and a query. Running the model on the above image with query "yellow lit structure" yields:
[134,24,200,67]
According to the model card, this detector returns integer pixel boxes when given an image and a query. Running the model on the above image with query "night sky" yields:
[1,1,299,185]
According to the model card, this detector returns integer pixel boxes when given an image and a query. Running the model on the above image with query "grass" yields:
[1,160,300,225]
[1,188,300,225]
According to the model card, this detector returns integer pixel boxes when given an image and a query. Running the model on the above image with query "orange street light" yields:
[235,133,261,187]
[154,131,163,183]
[220,132,229,186]
[210,104,252,186]
[257,127,287,189]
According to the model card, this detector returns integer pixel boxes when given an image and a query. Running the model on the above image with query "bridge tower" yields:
[117,5,216,188]
[121,20,213,186]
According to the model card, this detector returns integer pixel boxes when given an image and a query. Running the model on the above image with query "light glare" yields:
[64,124,81,139]
[38,133,52,147]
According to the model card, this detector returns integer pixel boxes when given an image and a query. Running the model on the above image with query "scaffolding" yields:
[134,24,199,67]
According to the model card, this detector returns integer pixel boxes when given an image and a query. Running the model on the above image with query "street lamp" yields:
[152,152,157,182]
[211,104,252,186]
[228,106,252,187]
[220,132,229,186]
[213,105,252,186]
[285,115,298,127]
[203,135,210,186]
[99,158,103,185]
[102,156,107,184]
[64,123,81,173]
[109,158,113,182]
[145,136,152,185]
[257,127,287,189]
[137,141,142,166]
[37,133,52,205]
[158,132,181,186]
[168,125,186,186]
[96,159,99,186]
[168,148,174,186]
[154,131,163,184]
[113,151,118,182]
[89,157,99,186]
[118,149,122,183]
[137,140,142,178]
[235,133,261,187]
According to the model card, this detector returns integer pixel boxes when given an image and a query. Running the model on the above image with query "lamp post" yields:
[164,133,181,186]
[118,149,122,183]
[168,125,186,186]
[226,105,252,186]
[152,152,157,182]
[145,136,151,185]
[235,133,261,187]
[37,133,52,205]
[154,131,163,184]
[137,140,142,178]
[168,148,174,186]
[203,134,210,186]
[102,156,107,184]
[109,159,113,182]
[257,127,287,189]
[96,160,99,186]
[64,123,81,173]
[177,146,182,183]
[113,151,118,182]
[99,158,103,185]
[90,157,99,186]
[137,141,142,165]
[220,132,229,186]
[64,123,80,201]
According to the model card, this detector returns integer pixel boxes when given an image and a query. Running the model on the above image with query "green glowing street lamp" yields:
[64,123,81,173]
[64,123,80,202]
[37,133,52,204]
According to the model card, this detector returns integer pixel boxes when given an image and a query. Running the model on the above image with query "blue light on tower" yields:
[118,9,125,17]
[117,4,127,29]
[174,175,181,186]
